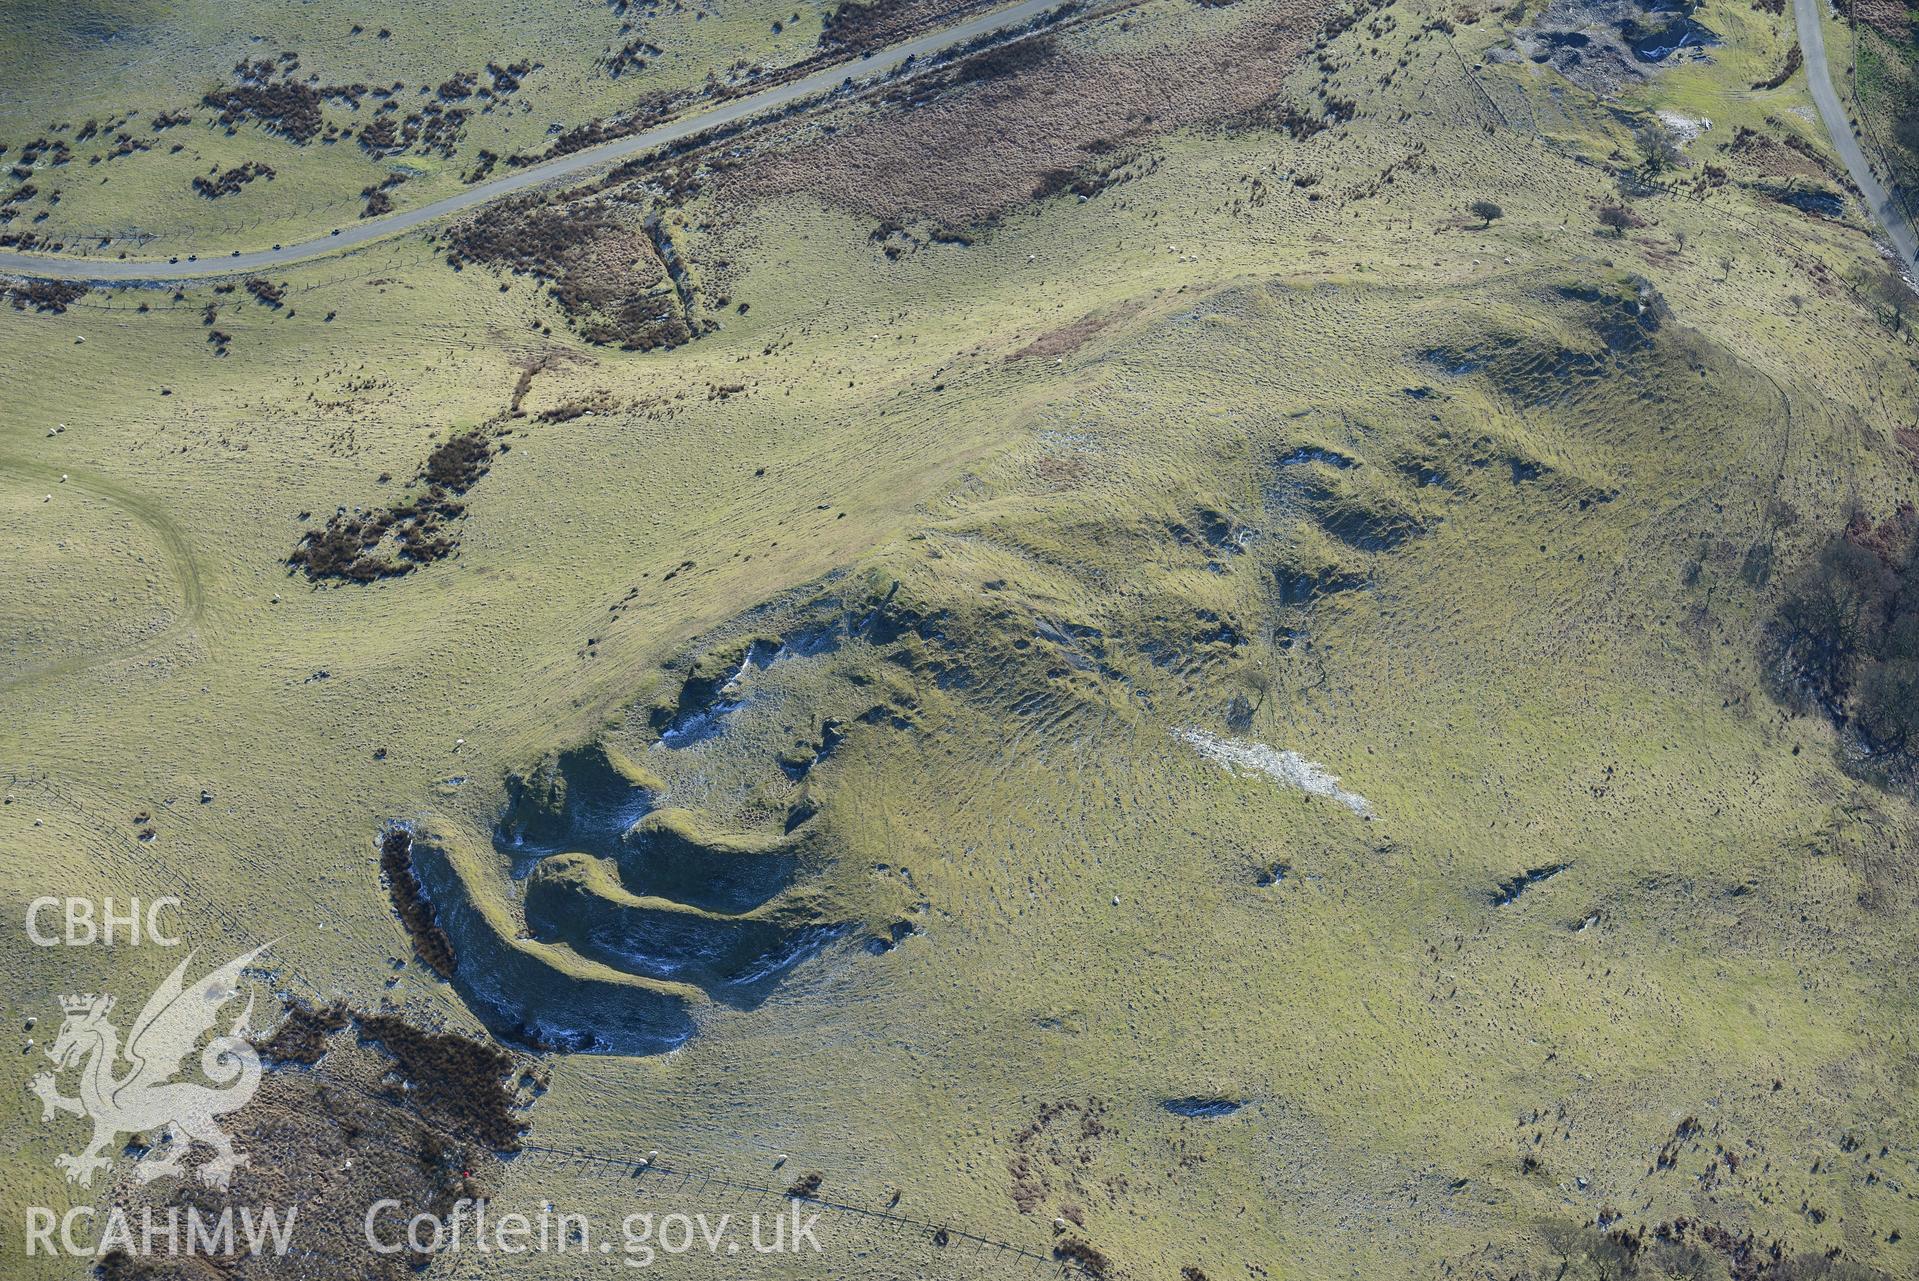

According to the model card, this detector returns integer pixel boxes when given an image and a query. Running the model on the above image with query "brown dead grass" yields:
[734,0,1335,227]
[1010,299,1144,360]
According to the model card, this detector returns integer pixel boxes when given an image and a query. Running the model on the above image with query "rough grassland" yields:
[0,0,959,254]
[3,1,1918,1278]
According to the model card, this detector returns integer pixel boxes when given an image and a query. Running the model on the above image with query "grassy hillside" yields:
[1846,0,1919,222]
[3,0,1918,1277]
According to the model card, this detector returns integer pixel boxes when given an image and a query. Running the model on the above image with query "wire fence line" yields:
[1839,9,1919,260]
[514,1140,1078,1275]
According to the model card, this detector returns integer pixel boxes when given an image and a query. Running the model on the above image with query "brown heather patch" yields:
[1848,0,1910,39]
[732,0,1336,228]
[554,222,689,348]
[288,428,495,581]
[3,279,88,313]
[255,1001,352,1065]
[355,1014,526,1151]
[442,196,694,351]
[1729,126,1834,183]
[190,160,275,199]
[821,0,998,51]
[381,826,457,977]
[101,1007,536,1281]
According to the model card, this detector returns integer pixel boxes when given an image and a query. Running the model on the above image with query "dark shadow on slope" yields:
[525,852,845,1009]
[496,744,654,872]
[405,826,697,1055]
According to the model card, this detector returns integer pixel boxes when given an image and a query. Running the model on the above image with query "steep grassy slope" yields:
[3,0,1918,1278]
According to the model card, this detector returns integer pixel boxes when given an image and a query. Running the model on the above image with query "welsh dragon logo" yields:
[31,948,265,1190]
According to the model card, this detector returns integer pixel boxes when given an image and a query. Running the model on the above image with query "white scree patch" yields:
[1177,728,1373,817]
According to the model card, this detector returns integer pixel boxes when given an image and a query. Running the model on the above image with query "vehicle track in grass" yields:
[0,449,208,695]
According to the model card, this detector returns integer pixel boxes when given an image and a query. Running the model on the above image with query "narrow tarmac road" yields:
[1793,0,1919,281]
[0,0,1063,284]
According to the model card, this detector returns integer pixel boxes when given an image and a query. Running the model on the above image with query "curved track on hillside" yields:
[0,0,1063,284]
[0,449,208,695]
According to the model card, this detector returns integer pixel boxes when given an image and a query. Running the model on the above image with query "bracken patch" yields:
[289,428,495,581]
[381,826,457,977]
[733,0,1336,228]
[2,279,87,312]
[443,196,695,350]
